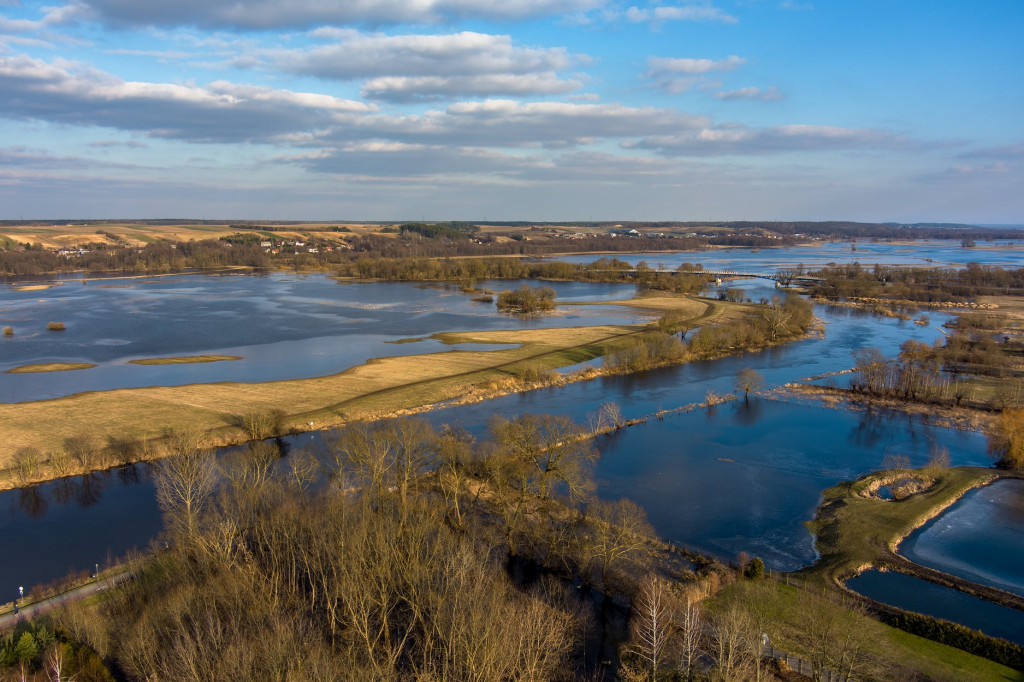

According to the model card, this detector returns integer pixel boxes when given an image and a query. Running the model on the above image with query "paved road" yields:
[0,572,130,630]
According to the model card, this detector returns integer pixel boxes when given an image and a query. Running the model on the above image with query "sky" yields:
[1,1,1022,222]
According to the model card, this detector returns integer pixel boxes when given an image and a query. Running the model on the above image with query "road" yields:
[0,571,131,631]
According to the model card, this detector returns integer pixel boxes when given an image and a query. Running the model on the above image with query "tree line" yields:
[810,263,1024,302]
[9,413,804,681]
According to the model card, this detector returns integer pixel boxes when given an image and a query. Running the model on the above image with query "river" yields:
[0,240,1017,640]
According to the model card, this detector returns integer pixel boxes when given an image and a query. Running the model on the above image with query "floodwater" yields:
[0,239,1018,638]
[543,239,1024,271]
[900,479,1024,597]
[0,276,643,402]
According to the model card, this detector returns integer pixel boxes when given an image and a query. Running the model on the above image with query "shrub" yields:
[496,285,556,314]
[47,321,66,331]
[12,447,42,485]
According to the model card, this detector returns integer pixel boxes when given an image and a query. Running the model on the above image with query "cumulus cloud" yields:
[295,143,547,177]
[714,86,784,101]
[629,123,912,156]
[67,0,606,29]
[646,55,744,75]
[643,55,744,94]
[361,73,580,102]
[624,3,737,25]
[257,31,583,100]
[0,54,373,143]
[348,99,711,148]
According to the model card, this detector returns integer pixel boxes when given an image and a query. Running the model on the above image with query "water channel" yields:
[0,240,1018,640]
[847,570,1024,646]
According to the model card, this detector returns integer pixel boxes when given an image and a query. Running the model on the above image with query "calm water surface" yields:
[901,479,1024,597]
[0,276,643,402]
[847,570,1024,645]
[545,239,1024,271]
[0,242,1016,617]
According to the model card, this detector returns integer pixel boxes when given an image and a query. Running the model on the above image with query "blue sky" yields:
[1,0,1021,222]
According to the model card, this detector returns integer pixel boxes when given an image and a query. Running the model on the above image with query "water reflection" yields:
[76,472,109,507]
[1,275,643,402]
[15,486,48,519]
[731,397,764,427]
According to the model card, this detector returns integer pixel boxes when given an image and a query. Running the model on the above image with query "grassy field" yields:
[0,222,388,249]
[801,466,1001,585]
[712,580,1024,681]
[128,355,242,365]
[6,362,96,374]
[0,294,730,484]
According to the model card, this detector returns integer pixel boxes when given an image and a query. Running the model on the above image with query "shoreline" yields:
[0,295,816,491]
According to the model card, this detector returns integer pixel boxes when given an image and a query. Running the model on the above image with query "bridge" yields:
[599,268,826,285]
[673,269,826,285]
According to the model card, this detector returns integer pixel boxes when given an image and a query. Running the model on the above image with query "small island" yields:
[6,362,96,373]
[128,355,242,365]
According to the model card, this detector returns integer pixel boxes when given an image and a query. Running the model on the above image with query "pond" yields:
[900,478,1024,598]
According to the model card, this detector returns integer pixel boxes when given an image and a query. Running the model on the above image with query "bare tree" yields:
[229,409,287,441]
[489,413,596,502]
[47,448,75,478]
[154,428,219,540]
[63,434,101,470]
[600,401,625,430]
[436,425,475,528]
[676,590,704,681]
[11,446,42,485]
[621,575,673,681]
[584,498,655,587]
[390,417,439,511]
[734,368,764,402]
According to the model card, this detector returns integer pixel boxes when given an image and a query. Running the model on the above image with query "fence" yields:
[764,645,848,681]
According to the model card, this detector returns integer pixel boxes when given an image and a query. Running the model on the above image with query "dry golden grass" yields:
[0,293,733,484]
[0,222,382,249]
[128,355,242,365]
[6,362,96,374]
[977,295,1024,321]
[0,324,639,467]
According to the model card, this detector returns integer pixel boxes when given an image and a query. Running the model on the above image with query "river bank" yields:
[3,291,818,490]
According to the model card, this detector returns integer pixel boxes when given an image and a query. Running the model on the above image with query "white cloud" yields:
[629,123,912,156]
[0,54,374,143]
[714,86,784,101]
[362,73,580,102]
[67,0,606,29]
[103,48,192,59]
[255,30,583,100]
[644,55,744,94]
[624,3,737,25]
[646,55,744,75]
